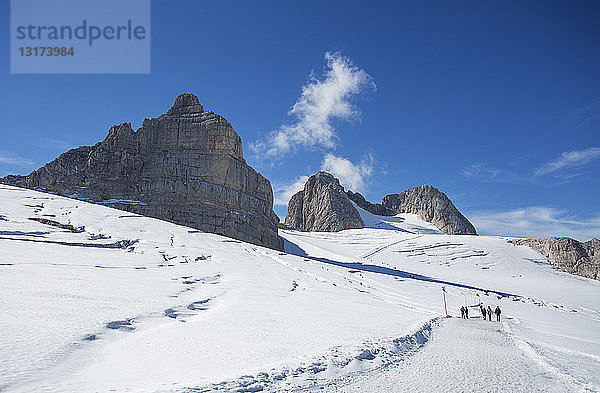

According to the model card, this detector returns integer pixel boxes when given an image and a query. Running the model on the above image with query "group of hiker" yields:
[460,304,501,321]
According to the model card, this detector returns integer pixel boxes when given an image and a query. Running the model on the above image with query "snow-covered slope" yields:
[1,184,599,392]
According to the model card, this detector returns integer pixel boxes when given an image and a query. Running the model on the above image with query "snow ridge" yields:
[186,318,441,392]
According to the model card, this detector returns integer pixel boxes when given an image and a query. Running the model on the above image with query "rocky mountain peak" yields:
[310,171,341,187]
[381,184,477,235]
[166,93,205,115]
[347,184,477,235]
[104,122,135,145]
[586,238,600,249]
[284,171,364,232]
[1,93,282,250]
[286,172,476,236]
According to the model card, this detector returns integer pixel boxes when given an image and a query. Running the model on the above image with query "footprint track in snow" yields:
[186,318,440,393]
[164,299,213,321]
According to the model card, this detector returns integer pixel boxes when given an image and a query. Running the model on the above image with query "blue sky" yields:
[1,1,599,240]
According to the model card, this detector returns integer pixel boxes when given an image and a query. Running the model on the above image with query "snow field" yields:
[1,184,599,392]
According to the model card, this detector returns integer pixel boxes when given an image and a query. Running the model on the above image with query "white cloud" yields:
[273,175,309,206]
[469,206,600,241]
[534,147,600,176]
[257,52,374,158]
[0,151,34,166]
[257,52,376,207]
[321,153,374,192]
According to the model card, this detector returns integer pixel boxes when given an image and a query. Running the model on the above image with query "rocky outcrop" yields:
[286,172,476,235]
[346,190,389,216]
[284,171,364,232]
[585,238,600,250]
[510,237,600,280]
[2,94,283,250]
[347,186,477,235]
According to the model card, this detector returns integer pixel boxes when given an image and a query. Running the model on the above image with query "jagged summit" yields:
[285,171,364,232]
[1,93,283,250]
[586,238,600,249]
[167,93,205,115]
[285,171,476,236]
[104,122,135,142]
[382,185,477,235]
[347,185,477,235]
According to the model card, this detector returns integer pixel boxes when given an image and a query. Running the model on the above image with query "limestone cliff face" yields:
[347,185,477,235]
[284,171,364,232]
[2,94,283,250]
[510,237,600,280]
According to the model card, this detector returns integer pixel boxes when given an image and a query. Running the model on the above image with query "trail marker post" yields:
[442,286,448,316]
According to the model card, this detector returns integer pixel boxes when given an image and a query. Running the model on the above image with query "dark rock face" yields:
[285,192,305,230]
[346,190,389,216]
[284,171,364,232]
[2,94,283,250]
[347,185,477,235]
[510,237,600,280]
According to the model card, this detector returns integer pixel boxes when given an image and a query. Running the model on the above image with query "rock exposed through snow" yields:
[510,237,600,280]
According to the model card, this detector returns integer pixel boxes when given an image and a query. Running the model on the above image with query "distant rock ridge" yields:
[510,237,600,280]
[285,171,476,236]
[586,238,600,250]
[1,93,283,250]
[284,171,364,232]
[347,186,477,235]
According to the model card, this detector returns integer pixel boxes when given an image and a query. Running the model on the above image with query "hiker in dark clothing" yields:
[464,306,469,319]
[487,306,493,321]
[480,305,486,320]
[460,306,465,318]
[495,306,501,322]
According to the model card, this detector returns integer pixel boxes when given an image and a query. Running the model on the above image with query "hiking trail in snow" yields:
[187,317,592,392]
[334,317,588,393]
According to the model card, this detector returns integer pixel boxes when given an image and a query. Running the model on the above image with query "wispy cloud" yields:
[273,175,310,206]
[35,138,74,151]
[321,153,373,192]
[534,147,600,176]
[572,99,600,127]
[0,151,34,166]
[263,52,376,208]
[460,164,522,183]
[469,206,600,241]
[255,51,374,158]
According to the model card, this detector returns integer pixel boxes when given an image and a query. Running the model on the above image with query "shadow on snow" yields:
[283,238,519,299]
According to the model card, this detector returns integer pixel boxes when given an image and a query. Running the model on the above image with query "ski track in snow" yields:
[1,185,600,392]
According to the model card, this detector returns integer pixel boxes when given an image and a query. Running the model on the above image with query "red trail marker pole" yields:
[442,286,448,316]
